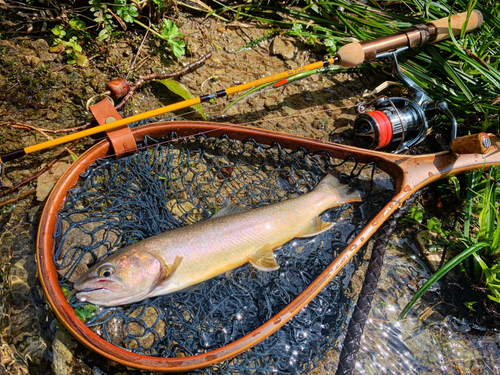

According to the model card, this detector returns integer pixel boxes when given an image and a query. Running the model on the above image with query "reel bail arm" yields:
[353,50,457,153]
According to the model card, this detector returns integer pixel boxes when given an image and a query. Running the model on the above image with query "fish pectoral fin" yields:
[210,204,247,219]
[160,256,183,285]
[249,244,279,272]
[181,282,205,293]
[296,217,334,238]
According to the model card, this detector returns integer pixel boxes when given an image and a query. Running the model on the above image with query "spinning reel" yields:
[353,51,457,153]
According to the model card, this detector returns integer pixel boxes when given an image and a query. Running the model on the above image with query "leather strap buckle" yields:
[89,98,137,157]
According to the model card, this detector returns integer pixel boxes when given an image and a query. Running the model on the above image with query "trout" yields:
[73,174,361,306]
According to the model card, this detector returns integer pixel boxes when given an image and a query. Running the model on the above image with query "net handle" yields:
[37,122,500,372]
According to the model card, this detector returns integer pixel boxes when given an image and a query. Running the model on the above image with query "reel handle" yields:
[336,10,483,67]
[451,133,492,154]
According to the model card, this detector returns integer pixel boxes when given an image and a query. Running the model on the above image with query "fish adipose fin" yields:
[210,204,247,219]
[160,256,183,285]
[297,217,335,238]
[249,244,280,272]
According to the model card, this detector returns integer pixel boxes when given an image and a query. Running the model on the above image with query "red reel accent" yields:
[369,110,392,149]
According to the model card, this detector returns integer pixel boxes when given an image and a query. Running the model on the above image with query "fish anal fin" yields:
[160,256,183,285]
[297,217,334,238]
[249,244,279,272]
[210,204,247,219]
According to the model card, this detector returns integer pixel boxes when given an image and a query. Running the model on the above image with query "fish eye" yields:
[98,265,114,278]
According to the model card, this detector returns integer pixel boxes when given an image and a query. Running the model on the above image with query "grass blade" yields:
[398,241,491,319]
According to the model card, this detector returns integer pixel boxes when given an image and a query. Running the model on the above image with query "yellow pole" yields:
[0,58,335,163]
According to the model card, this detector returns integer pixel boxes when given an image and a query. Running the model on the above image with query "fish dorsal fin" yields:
[160,256,183,285]
[210,204,247,219]
[249,244,279,272]
[296,217,334,238]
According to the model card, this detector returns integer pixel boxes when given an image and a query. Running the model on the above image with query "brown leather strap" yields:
[89,98,137,156]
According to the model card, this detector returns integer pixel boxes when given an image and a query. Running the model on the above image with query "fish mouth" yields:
[75,286,108,293]
[74,286,113,304]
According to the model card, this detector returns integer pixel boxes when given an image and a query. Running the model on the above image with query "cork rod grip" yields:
[335,10,483,68]
[429,10,483,42]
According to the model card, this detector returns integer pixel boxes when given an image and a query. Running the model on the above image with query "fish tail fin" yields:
[314,174,362,206]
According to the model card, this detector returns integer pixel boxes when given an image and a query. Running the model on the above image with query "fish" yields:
[73,174,362,307]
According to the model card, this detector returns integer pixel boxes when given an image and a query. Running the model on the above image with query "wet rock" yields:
[36,161,71,201]
[22,54,41,67]
[52,331,92,375]
[32,39,56,62]
[57,213,121,281]
[312,117,329,130]
[88,70,109,93]
[0,176,13,188]
[185,37,201,57]
[0,342,29,375]
[57,103,79,124]
[127,306,165,351]
[264,98,280,111]
[46,109,58,120]
[414,230,449,273]
[280,104,296,117]
[0,232,14,263]
[270,37,296,60]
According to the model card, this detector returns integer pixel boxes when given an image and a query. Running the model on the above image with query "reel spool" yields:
[354,97,426,152]
[353,51,457,153]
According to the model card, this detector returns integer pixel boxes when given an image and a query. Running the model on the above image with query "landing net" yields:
[52,130,393,374]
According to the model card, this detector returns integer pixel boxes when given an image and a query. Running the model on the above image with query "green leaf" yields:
[98,28,110,41]
[69,18,86,31]
[74,304,98,322]
[463,301,477,311]
[151,0,163,10]
[477,172,495,243]
[159,19,185,58]
[156,79,207,120]
[448,176,460,199]
[427,217,443,234]
[170,39,186,58]
[161,19,182,40]
[398,241,490,320]
[116,3,138,23]
[407,205,424,224]
[51,25,65,37]
[324,38,337,54]
[75,52,89,67]
[464,170,478,239]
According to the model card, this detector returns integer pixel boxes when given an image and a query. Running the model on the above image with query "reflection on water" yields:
[353,238,500,375]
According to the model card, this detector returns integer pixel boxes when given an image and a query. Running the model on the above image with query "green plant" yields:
[113,0,138,23]
[159,19,186,58]
[399,166,500,319]
[208,0,500,133]
[89,0,117,41]
[50,17,90,66]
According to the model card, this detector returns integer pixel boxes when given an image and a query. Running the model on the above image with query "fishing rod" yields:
[0,10,482,163]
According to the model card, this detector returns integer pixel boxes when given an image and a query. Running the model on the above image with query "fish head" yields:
[73,249,164,306]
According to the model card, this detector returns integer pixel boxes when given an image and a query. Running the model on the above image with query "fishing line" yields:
[41,64,341,151]
[92,103,359,162]
[2,10,483,164]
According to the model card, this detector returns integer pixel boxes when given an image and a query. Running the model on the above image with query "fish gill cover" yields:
[52,130,393,374]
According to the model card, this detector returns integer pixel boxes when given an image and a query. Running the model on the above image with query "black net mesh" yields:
[52,129,393,374]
